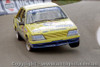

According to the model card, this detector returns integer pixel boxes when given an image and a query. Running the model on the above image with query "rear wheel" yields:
[69,41,79,48]
[16,32,23,40]
[26,37,33,52]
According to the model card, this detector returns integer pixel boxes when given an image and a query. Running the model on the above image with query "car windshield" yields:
[27,7,67,24]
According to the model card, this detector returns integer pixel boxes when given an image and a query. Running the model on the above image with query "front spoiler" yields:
[31,37,79,48]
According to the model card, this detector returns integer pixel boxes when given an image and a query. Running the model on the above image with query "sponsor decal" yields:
[6,0,10,3]
[5,0,14,11]
[43,22,53,26]
[43,21,74,27]
[33,23,74,33]
[5,3,14,11]
[56,24,73,28]
[2,0,18,13]
[28,7,59,14]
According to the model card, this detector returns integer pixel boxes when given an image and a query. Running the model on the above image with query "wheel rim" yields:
[16,32,18,39]
[26,41,31,51]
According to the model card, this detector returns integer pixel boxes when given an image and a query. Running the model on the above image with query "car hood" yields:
[26,19,77,34]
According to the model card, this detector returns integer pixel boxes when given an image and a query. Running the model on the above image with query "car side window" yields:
[17,9,23,21]
[21,10,25,23]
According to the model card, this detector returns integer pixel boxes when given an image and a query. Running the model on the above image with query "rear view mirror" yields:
[19,22,24,25]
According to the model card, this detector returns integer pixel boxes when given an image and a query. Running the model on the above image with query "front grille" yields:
[44,31,68,39]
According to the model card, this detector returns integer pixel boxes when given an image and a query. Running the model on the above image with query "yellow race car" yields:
[13,2,80,51]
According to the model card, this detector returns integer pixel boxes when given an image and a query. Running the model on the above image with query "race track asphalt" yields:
[0,1,100,67]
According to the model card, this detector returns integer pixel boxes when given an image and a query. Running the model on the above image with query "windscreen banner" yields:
[0,0,52,16]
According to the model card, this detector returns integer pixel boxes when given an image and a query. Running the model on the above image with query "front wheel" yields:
[26,38,33,52]
[69,41,79,48]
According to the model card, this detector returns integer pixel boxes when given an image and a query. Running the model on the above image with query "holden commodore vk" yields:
[13,3,80,51]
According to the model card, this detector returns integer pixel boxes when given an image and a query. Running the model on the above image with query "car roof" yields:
[23,2,59,11]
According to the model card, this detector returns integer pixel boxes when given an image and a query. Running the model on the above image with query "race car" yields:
[13,2,80,51]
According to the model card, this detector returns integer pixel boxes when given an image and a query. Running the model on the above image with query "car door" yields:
[21,10,26,39]
[16,8,25,39]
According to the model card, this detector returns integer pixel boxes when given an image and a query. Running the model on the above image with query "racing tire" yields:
[16,32,23,40]
[69,41,79,48]
[26,38,33,52]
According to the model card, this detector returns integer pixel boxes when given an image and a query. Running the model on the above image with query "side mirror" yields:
[19,22,24,25]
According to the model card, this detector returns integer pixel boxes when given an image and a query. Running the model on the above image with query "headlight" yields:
[67,30,78,36]
[32,35,45,41]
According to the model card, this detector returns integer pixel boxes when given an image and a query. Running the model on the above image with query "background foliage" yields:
[52,0,81,5]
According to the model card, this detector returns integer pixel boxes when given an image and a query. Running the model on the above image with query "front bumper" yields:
[30,37,79,48]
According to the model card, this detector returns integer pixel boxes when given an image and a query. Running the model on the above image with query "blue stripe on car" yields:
[31,37,79,48]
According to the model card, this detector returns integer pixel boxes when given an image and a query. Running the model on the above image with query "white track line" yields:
[97,27,100,46]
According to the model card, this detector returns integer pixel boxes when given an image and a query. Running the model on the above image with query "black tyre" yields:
[69,41,79,48]
[16,32,23,40]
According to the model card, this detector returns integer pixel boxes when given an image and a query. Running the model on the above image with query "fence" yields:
[0,0,52,15]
